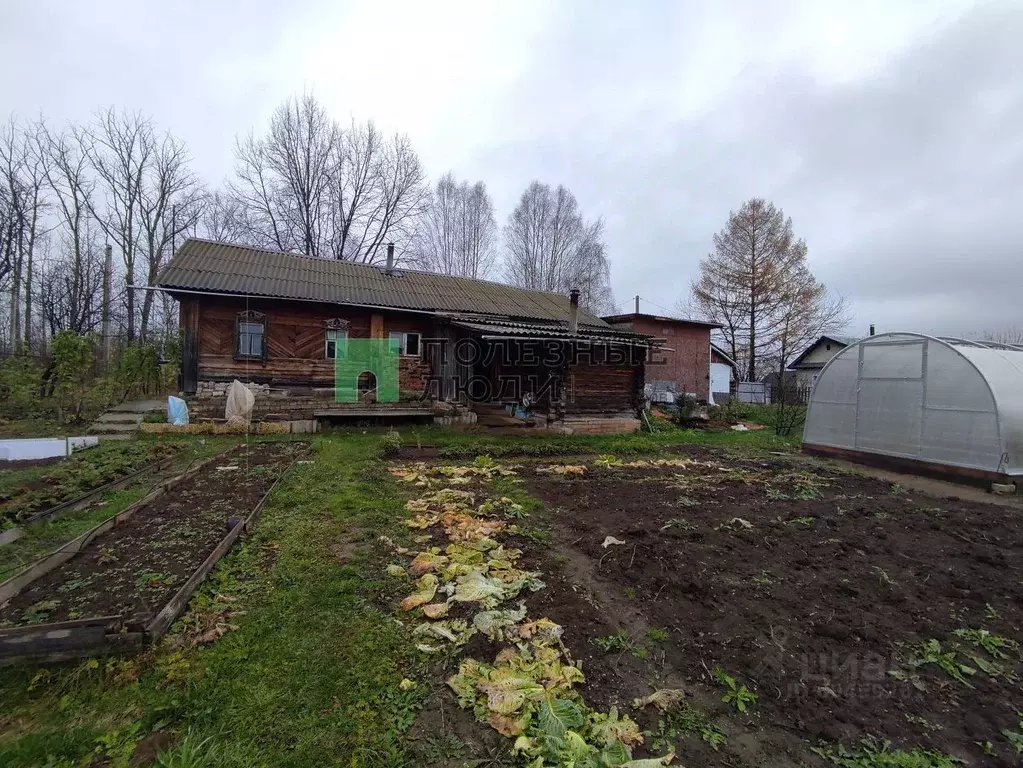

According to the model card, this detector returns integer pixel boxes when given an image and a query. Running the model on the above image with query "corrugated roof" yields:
[157,238,611,327]
[602,312,722,329]
[450,318,656,345]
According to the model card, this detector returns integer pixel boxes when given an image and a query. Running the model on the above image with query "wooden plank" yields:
[0,454,224,604]
[22,458,174,526]
[0,632,145,668]
[145,459,298,640]
[0,528,24,546]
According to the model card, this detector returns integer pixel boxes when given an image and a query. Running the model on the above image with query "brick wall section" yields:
[399,356,431,393]
[622,317,712,400]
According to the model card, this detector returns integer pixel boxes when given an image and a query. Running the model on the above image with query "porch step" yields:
[96,412,144,424]
[476,414,533,428]
[474,402,515,415]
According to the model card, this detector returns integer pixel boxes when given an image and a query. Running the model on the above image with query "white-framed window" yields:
[236,311,266,360]
[325,329,347,360]
[389,331,421,356]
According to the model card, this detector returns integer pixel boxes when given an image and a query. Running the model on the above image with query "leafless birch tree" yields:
[504,181,615,313]
[0,118,48,350]
[417,173,497,278]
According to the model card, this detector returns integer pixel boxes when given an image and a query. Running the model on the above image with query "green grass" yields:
[383,421,800,459]
[0,417,65,438]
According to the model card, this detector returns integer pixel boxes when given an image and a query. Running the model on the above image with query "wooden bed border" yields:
[0,451,297,666]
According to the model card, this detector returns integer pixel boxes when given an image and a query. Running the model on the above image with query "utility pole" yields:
[103,244,112,367]
[635,295,640,313]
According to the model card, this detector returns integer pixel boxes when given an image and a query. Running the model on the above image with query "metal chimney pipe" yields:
[869,323,875,336]
[569,288,580,334]
[385,242,395,274]
[635,295,640,314]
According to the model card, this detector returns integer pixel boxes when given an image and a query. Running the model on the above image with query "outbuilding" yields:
[803,332,1023,485]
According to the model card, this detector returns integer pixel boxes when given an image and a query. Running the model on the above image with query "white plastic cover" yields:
[225,380,255,427]
[804,333,1023,477]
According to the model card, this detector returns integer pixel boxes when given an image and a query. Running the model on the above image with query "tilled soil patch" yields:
[0,441,305,628]
[514,449,1023,766]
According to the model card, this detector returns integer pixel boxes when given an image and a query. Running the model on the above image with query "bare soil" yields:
[0,441,306,628]
[508,447,1023,766]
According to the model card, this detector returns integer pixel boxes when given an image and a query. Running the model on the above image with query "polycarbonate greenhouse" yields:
[803,333,1023,480]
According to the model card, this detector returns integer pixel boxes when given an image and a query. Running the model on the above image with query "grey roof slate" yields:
[157,239,611,328]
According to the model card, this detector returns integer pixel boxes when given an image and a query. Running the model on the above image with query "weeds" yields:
[1003,712,1023,755]
[904,713,943,732]
[155,730,221,768]
[952,628,1019,660]
[647,627,669,642]
[812,736,963,767]
[785,516,815,526]
[593,631,633,653]
[660,517,697,532]
[712,667,758,713]
[890,484,908,495]
[645,705,726,753]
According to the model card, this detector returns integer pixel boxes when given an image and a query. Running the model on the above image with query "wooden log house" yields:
[156,239,655,433]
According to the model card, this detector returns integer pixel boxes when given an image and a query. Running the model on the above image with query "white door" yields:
[710,363,731,403]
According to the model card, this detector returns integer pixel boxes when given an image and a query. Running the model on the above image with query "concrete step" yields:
[88,422,139,435]
[97,412,144,424]
[476,414,532,428]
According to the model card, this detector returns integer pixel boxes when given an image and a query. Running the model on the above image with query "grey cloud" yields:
[470,3,1023,334]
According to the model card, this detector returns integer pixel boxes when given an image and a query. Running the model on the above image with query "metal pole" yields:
[103,244,112,366]
[635,295,640,313]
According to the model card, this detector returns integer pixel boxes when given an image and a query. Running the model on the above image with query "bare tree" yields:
[417,173,498,278]
[980,327,1023,346]
[35,123,105,343]
[80,109,155,341]
[136,131,202,340]
[36,226,105,335]
[231,94,428,264]
[504,181,615,313]
[689,198,848,381]
[0,118,47,351]
[196,190,249,243]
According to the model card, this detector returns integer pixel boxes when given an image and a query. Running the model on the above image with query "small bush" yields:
[0,356,44,418]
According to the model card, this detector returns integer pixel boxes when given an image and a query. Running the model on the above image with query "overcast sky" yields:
[4,1,1021,337]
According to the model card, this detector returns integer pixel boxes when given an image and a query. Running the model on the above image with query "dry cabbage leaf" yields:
[385,564,406,577]
[631,688,686,712]
[400,574,438,611]
[409,550,449,575]
[536,464,586,475]
[474,604,529,640]
[421,602,451,619]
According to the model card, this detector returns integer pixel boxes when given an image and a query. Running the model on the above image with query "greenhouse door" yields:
[854,339,926,458]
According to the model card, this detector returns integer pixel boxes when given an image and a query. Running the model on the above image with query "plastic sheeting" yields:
[225,380,255,427]
[167,396,189,426]
[803,333,1023,477]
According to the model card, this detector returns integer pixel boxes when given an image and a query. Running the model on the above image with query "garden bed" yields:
[0,442,181,528]
[509,448,1023,766]
[0,441,306,662]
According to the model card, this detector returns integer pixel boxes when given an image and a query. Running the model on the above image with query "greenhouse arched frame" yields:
[802,332,1023,483]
